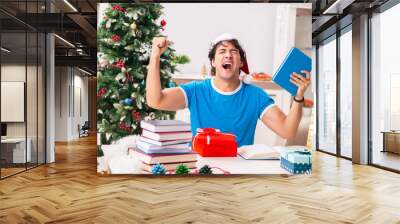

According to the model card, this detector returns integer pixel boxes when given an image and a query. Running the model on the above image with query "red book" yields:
[129,148,197,164]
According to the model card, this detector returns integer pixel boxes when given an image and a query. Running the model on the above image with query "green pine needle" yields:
[199,165,213,175]
[175,164,190,175]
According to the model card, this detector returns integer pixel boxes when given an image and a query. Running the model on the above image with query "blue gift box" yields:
[280,149,312,174]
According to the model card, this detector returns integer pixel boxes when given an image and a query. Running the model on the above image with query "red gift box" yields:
[192,128,237,157]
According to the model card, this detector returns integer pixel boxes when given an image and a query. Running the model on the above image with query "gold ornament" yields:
[130,22,137,31]
[200,64,208,77]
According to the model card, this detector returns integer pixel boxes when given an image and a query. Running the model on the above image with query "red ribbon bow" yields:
[196,128,220,134]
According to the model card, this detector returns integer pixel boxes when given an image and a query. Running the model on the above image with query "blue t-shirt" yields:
[179,78,275,147]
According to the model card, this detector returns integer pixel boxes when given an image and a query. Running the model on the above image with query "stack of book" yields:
[130,120,197,173]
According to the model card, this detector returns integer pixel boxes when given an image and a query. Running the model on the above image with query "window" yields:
[0,0,47,179]
[317,36,337,154]
[339,28,352,158]
[371,2,400,171]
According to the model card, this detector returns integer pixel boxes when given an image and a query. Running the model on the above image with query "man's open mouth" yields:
[222,62,232,69]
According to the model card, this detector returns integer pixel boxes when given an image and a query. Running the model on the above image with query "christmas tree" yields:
[97,3,189,144]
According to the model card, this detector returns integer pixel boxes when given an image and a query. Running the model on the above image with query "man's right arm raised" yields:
[145,37,186,111]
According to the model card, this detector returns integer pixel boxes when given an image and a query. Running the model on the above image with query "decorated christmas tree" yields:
[97,3,189,145]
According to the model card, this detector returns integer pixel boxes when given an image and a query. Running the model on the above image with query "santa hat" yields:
[211,33,249,74]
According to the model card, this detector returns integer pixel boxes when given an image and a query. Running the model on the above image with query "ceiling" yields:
[311,0,391,44]
[0,0,395,75]
[1,0,97,74]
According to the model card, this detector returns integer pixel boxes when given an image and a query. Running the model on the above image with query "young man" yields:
[146,33,311,147]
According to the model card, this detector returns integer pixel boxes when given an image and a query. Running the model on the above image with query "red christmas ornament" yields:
[160,19,167,31]
[115,59,125,68]
[97,87,108,97]
[118,122,131,132]
[161,19,167,27]
[111,34,121,42]
[112,4,126,12]
[132,111,141,121]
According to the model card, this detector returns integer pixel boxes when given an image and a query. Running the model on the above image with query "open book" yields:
[238,144,280,160]
[238,144,310,160]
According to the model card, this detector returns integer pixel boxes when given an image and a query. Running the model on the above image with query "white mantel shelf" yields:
[172,74,282,90]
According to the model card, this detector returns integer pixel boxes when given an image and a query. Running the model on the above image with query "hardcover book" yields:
[129,148,197,164]
[140,120,191,132]
[138,136,192,146]
[142,129,193,141]
[272,47,312,96]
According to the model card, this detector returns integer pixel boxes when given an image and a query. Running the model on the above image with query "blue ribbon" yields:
[293,150,311,155]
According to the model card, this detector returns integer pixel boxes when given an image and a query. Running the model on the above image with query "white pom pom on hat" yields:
[210,33,250,74]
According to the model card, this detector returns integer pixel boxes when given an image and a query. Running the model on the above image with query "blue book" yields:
[272,47,311,96]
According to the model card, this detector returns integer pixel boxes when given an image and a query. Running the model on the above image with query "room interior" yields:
[0,29,46,177]
[0,0,399,222]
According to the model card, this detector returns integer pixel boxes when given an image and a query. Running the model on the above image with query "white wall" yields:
[1,64,46,163]
[54,67,89,141]
[1,65,33,137]
[295,14,312,56]
[98,3,311,76]
[162,3,277,75]
[72,73,89,138]
[1,65,26,140]
[55,67,67,141]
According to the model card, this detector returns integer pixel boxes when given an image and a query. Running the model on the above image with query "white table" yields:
[196,156,290,174]
[105,155,290,175]
[101,143,295,175]
[1,138,32,163]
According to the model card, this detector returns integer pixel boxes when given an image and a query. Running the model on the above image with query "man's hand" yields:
[147,37,186,111]
[290,70,311,99]
[151,37,170,58]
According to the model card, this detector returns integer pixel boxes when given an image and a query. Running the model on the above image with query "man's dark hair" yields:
[208,39,246,76]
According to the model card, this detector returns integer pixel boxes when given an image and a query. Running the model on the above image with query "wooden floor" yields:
[1,167,26,178]
[373,150,400,171]
[1,163,44,178]
[1,135,400,223]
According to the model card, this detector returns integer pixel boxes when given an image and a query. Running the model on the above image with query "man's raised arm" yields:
[261,71,311,139]
[146,37,186,111]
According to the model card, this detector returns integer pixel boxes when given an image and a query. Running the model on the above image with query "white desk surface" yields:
[102,144,296,175]
[106,154,290,175]
[196,156,290,175]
